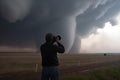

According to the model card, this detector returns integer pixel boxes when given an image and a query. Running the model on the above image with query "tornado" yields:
[0,0,119,53]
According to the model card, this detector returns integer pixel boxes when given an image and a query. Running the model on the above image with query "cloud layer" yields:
[0,0,33,22]
[0,0,120,53]
[81,14,120,53]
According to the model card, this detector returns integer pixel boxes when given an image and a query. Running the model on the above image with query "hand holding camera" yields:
[56,36,60,43]
[53,35,61,43]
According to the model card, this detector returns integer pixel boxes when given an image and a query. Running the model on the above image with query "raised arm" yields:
[56,42,65,53]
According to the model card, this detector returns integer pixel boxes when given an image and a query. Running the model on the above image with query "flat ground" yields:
[0,53,120,80]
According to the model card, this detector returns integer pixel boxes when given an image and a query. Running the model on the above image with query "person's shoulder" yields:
[52,43,58,48]
[40,43,46,48]
[52,42,56,45]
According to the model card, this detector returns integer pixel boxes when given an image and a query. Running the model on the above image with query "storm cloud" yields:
[0,0,120,53]
[76,0,120,36]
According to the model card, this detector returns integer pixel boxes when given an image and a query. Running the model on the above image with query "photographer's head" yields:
[45,33,61,43]
[45,33,53,43]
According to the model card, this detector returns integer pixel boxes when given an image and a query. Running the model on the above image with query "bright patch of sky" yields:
[81,13,120,53]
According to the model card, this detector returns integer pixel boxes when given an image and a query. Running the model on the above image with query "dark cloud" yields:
[0,0,120,53]
[76,0,120,36]
[0,0,33,22]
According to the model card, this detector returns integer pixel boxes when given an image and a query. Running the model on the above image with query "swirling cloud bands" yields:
[0,0,120,53]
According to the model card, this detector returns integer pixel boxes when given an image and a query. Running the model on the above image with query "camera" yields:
[52,35,61,43]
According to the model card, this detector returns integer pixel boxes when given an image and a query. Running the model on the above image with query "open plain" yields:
[0,53,120,80]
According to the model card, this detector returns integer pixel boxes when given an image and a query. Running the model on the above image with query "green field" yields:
[63,66,120,80]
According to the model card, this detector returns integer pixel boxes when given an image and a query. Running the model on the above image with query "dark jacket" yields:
[40,42,65,67]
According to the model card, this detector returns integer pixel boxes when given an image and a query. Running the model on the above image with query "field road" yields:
[0,60,120,80]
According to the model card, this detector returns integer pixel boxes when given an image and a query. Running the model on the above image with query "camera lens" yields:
[57,35,61,40]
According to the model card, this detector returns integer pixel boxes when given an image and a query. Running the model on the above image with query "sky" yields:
[0,0,120,53]
[81,14,120,53]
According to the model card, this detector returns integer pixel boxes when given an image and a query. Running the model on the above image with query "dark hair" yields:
[45,33,53,42]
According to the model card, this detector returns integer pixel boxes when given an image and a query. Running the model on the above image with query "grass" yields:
[63,66,120,80]
[0,53,120,80]
[0,53,120,75]
[0,53,41,74]
[0,63,41,74]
